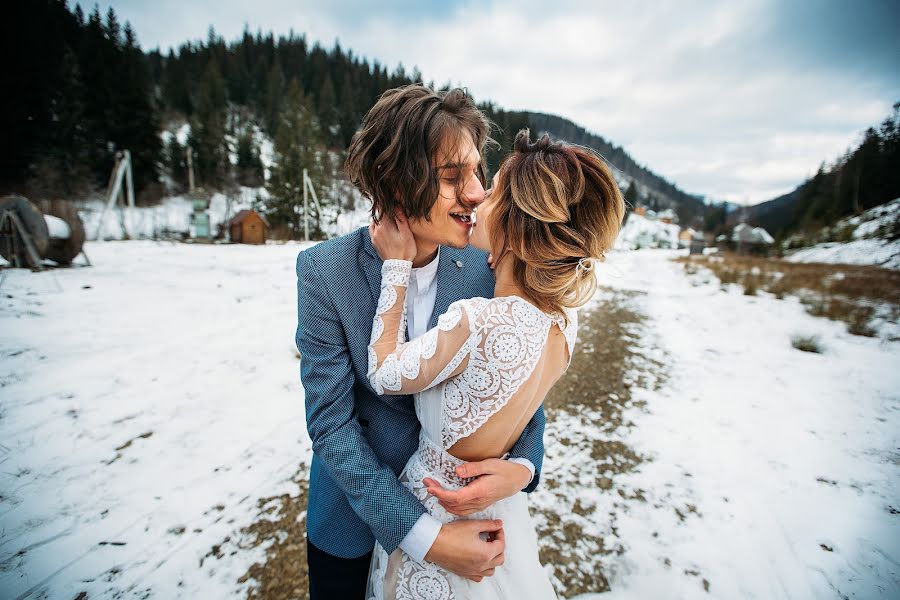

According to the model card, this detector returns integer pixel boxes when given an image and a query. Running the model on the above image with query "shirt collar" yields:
[411,247,441,291]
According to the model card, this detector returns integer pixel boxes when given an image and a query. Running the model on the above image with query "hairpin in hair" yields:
[575,257,594,276]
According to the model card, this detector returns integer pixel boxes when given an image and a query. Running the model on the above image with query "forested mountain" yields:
[5,0,714,236]
[738,104,900,245]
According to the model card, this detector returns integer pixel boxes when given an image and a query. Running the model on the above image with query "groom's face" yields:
[407,131,485,250]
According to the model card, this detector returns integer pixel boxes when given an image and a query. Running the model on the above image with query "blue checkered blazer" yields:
[296,226,546,558]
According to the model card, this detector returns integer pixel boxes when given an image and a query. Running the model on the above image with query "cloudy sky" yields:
[99,0,899,205]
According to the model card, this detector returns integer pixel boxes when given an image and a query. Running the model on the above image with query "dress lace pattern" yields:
[366,260,575,600]
[440,297,554,447]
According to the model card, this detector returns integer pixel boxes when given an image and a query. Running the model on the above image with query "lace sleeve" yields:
[367,260,474,396]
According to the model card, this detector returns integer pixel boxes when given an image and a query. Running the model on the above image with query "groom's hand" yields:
[425,519,505,582]
[424,459,531,517]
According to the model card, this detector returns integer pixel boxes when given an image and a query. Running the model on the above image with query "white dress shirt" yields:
[397,249,536,563]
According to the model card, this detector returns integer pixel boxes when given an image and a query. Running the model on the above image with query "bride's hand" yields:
[424,458,532,517]
[369,212,416,262]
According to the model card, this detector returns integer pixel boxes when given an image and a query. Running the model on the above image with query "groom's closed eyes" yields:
[439,166,462,183]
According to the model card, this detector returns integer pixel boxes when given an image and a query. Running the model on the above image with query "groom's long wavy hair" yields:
[489,130,626,318]
[345,84,492,222]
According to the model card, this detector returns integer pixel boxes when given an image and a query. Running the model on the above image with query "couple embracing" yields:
[296,84,625,599]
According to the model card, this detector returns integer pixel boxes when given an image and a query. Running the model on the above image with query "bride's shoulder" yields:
[458,296,543,327]
[436,297,489,332]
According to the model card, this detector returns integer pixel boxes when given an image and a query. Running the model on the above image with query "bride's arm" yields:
[367,259,473,395]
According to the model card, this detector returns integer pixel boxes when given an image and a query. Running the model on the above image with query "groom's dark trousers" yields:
[307,538,372,599]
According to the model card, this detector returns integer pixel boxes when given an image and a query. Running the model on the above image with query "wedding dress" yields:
[364,259,576,600]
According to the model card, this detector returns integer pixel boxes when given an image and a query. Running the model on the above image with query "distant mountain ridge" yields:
[476,106,709,227]
[738,103,899,246]
[526,112,703,206]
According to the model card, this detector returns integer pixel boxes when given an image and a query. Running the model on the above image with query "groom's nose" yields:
[459,173,486,210]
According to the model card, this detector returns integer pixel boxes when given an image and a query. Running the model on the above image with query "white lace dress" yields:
[364,260,576,600]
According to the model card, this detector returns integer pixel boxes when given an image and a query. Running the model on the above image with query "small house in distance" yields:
[727,223,774,256]
[679,227,698,248]
[228,210,268,245]
[679,227,707,254]
[657,208,678,224]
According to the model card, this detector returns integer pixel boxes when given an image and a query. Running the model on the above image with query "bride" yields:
[365,130,625,599]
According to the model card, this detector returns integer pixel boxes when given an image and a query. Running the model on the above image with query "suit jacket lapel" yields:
[359,227,415,410]
[429,247,465,329]
[361,227,383,308]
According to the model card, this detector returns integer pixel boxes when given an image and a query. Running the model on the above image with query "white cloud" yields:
[105,0,899,206]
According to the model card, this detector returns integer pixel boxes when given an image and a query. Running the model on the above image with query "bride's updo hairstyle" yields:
[489,129,625,316]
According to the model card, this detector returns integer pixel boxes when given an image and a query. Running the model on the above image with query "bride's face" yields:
[470,171,501,254]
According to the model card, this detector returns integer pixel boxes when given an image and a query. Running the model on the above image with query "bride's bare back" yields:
[447,319,570,462]
[367,264,576,466]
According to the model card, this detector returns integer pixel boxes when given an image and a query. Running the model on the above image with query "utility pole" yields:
[186,146,196,193]
[302,168,323,241]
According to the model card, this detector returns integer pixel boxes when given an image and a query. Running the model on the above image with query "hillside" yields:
[739,103,899,245]
[783,197,900,269]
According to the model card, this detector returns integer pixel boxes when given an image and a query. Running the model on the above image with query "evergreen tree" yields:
[116,20,162,199]
[266,79,327,238]
[104,7,122,46]
[235,130,264,186]
[264,62,284,134]
[702,202,728,235]
[318,74,338,146]
[33,45,91,196]
[188,58,228,186]
[164,135,188,191]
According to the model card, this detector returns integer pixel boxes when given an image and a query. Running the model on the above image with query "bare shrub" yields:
[791,334,823,353]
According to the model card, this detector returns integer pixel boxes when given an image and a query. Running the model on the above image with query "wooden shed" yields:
[228,210,268,244]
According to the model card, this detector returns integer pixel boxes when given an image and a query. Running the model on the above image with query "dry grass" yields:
[676,253,900,338]
[791,334,824,353]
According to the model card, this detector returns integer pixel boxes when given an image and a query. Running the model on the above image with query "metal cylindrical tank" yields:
[0,196,50,264]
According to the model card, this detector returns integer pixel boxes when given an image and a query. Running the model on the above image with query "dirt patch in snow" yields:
[210,466,311,600]
[533,288,669,597]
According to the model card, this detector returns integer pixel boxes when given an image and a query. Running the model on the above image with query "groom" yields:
[296,84,546,598]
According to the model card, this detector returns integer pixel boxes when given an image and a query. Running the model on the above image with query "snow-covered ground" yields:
[784,238,900,270]
[1,242,897,599]
[77,188,370,242]
[1,241,315,599]
[784,198,900,270]
[579,249,900,599]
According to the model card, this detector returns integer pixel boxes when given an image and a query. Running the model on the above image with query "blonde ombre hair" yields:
[489,130,625,316]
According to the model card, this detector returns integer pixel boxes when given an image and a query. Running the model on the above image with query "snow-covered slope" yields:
[784,198,900,269]
[615,212,681,250]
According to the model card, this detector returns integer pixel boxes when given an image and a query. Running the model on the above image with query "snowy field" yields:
[1,241,898,599]
[581,250,900,599]
[1,241,315,599]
